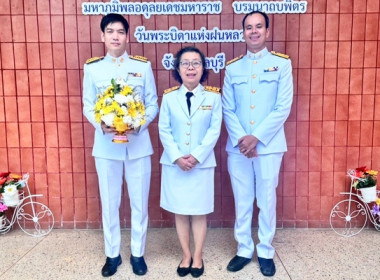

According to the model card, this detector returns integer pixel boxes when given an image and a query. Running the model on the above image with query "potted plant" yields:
[353,166,378,203]
[0,172,25,207]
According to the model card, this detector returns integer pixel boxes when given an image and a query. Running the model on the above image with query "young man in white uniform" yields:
[82,13,158,277]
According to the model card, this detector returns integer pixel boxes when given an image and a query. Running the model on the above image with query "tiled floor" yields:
[1,228,378,280]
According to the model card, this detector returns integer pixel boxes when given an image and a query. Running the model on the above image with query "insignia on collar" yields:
[264,66,279,72]
[204,86,221,94]
[128,72,142,77]
[129,55,148,63]
[270,51,290,59]
[164,86,180,94]
[226,55,244,66]
[85,56,104,64]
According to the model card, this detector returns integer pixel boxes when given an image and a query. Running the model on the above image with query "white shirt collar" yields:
[181,84,201,97]
[247,47,269,60]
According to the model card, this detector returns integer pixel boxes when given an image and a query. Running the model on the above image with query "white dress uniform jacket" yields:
[83,52,158,160]
[223,48,293,155]
[159,84,222,215]
[159,84,222,167]
[82,51,158,258]
[222,48,293,259]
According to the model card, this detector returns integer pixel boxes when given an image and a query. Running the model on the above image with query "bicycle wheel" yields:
[16,201,54,237]
[330,199,367,237]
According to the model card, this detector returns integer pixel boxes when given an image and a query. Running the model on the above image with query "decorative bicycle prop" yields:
[0,173,54,237]
[330,168,380,237]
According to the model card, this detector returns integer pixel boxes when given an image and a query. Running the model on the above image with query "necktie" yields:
[186,92,193,115]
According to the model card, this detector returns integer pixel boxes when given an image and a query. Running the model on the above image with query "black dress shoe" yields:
[258,257,276,276]
[177,258,193,277]
[190,260,204,278]
[227,255,251,272]
[101,255,122,277]
[130,255,147,276]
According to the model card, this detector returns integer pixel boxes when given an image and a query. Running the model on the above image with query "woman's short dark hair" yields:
[172,46,209,84]
[242,11,270,29]
[100,13,129,34]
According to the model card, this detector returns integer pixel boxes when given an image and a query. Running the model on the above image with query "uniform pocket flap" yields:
[259,73,279,82]
[231,76,249,85]
[127,77,144,87]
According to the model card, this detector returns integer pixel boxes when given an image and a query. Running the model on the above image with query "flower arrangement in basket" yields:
[0,172,25,207]
[353,166,378,189]
[94,78,146,143]
[352,166,378,203]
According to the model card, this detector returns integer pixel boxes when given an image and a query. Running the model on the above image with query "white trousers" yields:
[95,156,151,258]
[227,152,283,259]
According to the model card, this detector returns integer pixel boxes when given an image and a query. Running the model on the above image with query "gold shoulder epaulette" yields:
[164,86,180,94]
[86,56,104,64]
[129,55,148,63]
[270,51,290,59]
[226,55,244,66]
[204,86,221,94]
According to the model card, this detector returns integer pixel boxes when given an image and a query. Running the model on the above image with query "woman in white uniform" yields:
[158,46,222,278]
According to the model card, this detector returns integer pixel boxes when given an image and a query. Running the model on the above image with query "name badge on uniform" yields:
[264,66,278,72]
[128,72,142,77]
[199,105,212,110]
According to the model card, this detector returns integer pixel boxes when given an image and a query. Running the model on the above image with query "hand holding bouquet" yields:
[94,78,146,143]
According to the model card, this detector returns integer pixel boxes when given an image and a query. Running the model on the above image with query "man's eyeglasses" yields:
[179,60,202,69]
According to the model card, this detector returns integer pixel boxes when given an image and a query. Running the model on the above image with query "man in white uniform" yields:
[82,13,158,277]
[222,11,293,277]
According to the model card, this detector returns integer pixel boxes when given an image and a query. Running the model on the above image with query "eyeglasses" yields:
[179,60,202,69]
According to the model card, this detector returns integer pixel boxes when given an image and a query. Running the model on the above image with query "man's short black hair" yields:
[242,11,270,29]
[172,46,209,84]
[100,13,129,34]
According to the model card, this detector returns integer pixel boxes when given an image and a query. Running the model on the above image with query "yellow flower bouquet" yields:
[94,78,146,143]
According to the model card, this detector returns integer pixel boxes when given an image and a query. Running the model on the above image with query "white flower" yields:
[114,94,128,105]
[4,185,18,195]
[121,105,128,114]
[104,97,113,105]
[125,95,134,104]
[101,113,115,127]
[132,117,142,128]
[134,94,142,102]
[123,115,133,125]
